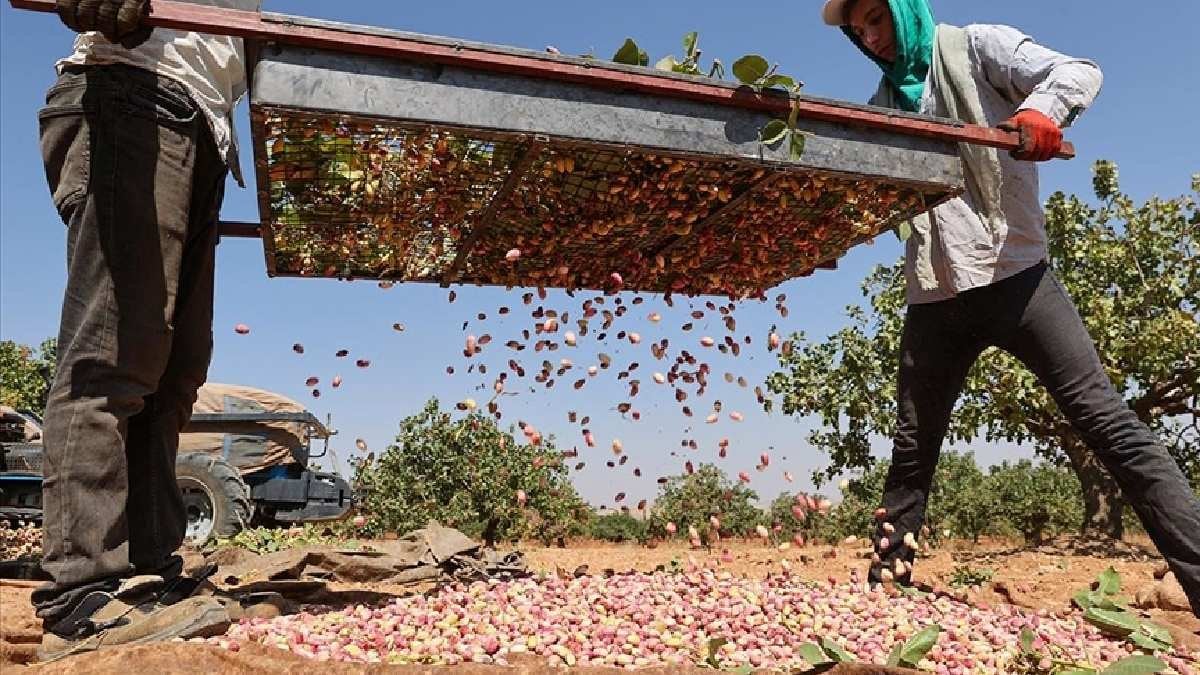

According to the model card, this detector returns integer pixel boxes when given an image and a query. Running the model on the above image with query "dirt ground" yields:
[3,537,1198,673]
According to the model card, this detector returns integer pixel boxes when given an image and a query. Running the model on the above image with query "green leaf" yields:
[1127,631,1171,653]
[1092,595,1128,611]
[885,643,903,668]
[1099,654,1168,675]
[1083,607,1140,636]
[797,643,832,666]
[898,625,941,665]
[759,120,789,145]
[655,55,680,72]
[673,61,701,75]
[1074,589,1097,610]
[732,54,770,84]
[612,38,644,66]
[1019,628,1036,653]
[729,666,754,675]
[761,74,797,91]
[1059,669,1099,675]
[819,637,855,663]
[682,31,698,59]
[1097,566,1122,595]
[789,131,807,160]
[1139,621,1174,647]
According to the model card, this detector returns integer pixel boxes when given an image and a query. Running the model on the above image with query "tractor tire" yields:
[175,453,252,545]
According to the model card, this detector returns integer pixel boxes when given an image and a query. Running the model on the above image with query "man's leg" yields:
[32,65,214,628]
[126,128,226,580]
[868,299,986,584]
[999,267,1200,616]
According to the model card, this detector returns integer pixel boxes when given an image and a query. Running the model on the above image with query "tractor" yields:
[0,383,353,545]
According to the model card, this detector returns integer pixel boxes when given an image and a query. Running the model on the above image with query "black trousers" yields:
[868,261,1200,617]
[31,64,227,627]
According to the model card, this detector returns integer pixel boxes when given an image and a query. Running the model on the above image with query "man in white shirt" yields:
[822,0,1200,617]
[33,0,257,660]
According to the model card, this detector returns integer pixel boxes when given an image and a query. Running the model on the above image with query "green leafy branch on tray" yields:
[605,33,806,160]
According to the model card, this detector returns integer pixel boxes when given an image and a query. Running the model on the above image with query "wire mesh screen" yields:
[259,110,519,281]
[681,175,929,297]
[254,106,950,297]
[466,146,765,292]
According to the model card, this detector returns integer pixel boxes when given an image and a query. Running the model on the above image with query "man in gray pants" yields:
[821,0,1200,618]
[33,0,258,660]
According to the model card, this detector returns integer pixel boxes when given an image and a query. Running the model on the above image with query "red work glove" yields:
[998,109,1063,162]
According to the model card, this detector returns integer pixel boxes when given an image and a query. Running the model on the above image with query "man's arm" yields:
[970,24,1104,129]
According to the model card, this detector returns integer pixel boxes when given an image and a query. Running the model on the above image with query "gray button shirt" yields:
[870,24,1103,305]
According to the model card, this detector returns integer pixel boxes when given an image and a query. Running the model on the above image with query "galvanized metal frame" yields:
[247,102,280,275]
[249,43,964,190]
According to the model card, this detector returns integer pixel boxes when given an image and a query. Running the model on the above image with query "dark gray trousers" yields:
[31,64,227,626]
[869,261,1200,617]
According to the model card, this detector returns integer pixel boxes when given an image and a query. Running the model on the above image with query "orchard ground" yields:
[2,534,1198,673]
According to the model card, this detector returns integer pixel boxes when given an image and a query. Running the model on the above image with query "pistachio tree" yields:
[0,338,56,415]
[647,463,762,541]
[354,398,589,546]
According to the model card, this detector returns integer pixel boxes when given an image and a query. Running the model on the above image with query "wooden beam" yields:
[217,220,261,238]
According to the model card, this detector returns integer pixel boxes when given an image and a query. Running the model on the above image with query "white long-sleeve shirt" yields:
[56,0,260,186]
[870,24,1103,305]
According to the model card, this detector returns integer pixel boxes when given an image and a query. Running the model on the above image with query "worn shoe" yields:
[37,575,230,663]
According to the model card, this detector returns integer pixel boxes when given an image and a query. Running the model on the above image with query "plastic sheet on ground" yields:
[212,523,528,597]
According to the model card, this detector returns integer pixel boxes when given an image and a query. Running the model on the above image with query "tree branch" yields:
[1108,222,1150,293]
[1132,366,1199,422]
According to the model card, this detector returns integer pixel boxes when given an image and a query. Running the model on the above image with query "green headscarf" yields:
[841,0,935,112]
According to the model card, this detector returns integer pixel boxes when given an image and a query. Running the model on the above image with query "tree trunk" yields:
[482,518,500,547]
[1061,434,1125,540]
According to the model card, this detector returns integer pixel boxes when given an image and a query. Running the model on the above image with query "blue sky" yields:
[2,1,1198,510]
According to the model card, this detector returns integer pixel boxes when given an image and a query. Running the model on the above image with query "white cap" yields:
[821,0,852,26]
